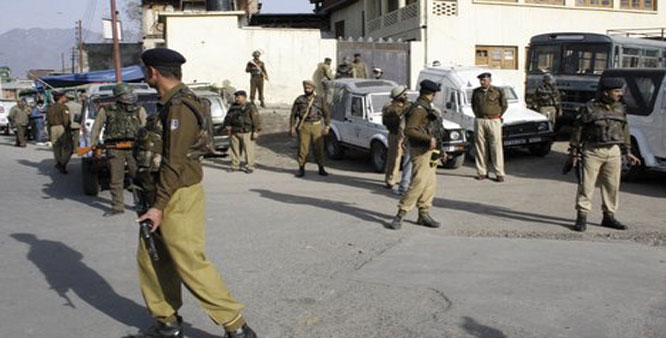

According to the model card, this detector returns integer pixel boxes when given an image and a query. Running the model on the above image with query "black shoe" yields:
[227,324,257,338]
[296,166,305,177]
[573,214,587,232]
[245,167,255,174]
[601,214,627,230]
[387,215,403,230]
[131,317,183,338]
[318,166,329,176]
[417,213,441,228]
[260,102,266,108]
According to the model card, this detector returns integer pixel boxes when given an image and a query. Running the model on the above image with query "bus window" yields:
[562,44,610,75]
[621,47,641,67]
[643,49,660,67]
[528,45,560,74]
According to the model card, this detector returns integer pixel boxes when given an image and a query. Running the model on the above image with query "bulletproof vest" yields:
[226,103,254,132]
[382,101,405,133]
[165,87,216,160]
[103,104,140,142]
[534,84,559,107]
[581,100,627,146]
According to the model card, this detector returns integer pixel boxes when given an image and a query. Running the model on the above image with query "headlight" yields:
[537,122,548,132]
[449,130,461,140]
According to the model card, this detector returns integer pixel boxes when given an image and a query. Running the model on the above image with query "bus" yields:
[525,32,666,124]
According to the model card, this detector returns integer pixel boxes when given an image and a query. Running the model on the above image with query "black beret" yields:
[234,90,247,97]
[477,72,492,79]
[52,90,65,98]
[419,79,441,93]
[141,48,186,67]
[599,77,624,90]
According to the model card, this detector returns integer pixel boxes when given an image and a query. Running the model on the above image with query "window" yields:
[351,96,364,117]
[475,46,518,69]
[621,47,663,68]
[529,45,560,74]
[525,0,565,4]
[620,0,657,10]
[576,0,613,7]
[613,74,664,116]
[561,44,610,75]
[334,20,345,39]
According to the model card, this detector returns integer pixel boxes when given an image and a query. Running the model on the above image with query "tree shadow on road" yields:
[461,316,507,338]
[10,233,220,338]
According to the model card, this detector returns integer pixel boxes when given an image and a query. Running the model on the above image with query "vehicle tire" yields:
[370,141,387,173]
[82,159,100,196]
[621,138,645,182]
[529,142,552,157]
[325,131,344,160]
[442,153,465,169]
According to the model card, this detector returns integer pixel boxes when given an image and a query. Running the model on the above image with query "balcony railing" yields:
[368,1,420,34]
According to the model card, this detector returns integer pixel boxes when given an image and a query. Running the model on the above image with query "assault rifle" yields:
[130,179,159,262]
[562,148,584,186]
[76,140,133,156]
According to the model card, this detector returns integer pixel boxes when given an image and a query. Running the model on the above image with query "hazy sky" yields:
[0,0,314,36]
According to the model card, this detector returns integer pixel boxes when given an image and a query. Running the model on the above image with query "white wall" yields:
[164,14,337,104]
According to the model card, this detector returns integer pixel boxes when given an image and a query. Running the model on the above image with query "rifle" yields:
[248,59,269,80]
[76,140,133,156]
[562,148,584,186]
[130,179,159,262]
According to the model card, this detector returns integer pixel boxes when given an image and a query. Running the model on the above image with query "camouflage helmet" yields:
[252,50,261,57]
[113,83,133,97]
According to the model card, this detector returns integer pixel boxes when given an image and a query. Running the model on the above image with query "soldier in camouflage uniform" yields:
[222,90,262,173]
[91,84,147,216]
[531,73,561,129]
[569,77,640,232]
[290,80,331,177]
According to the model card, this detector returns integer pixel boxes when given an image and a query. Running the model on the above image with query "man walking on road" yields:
[47,92,73,174]
[8,99,31,147]
[471,72,508,182]
[135,48,257,338]
[290,80,331,178]
[222,90,262,173]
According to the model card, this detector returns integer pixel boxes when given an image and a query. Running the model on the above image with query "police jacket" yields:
[569,97,631,153]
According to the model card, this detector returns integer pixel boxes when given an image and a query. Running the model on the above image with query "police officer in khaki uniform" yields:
[290,80,331,177]
[389,80,442,230]
[91,84,147,216]
[531,73,562,129]
[312,57,334,97]
[8,99,31,147]
[65,92,82,149]
[47,92,73,174]
[135,48,256,338]
[569,77,640,232]
[352,53,368,79]
[472,72,508,182]
[222,90,262,173]
[382,85,410,189]
[245,50,268,108]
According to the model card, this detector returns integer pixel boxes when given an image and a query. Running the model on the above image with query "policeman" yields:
[569,77,640,232]
[90,84,147,216]
[8,99,31,147]
[290,80,331,177]
[222,90,262,173]
[245,50,268,108]
[47,91,73,174]
[336,57,355,79]
[372,68,383,80]
[531,73,561,129]
[382,85,410,189]
[65,92,82,149]
[352,53,368,79]
[389,79,442,230]
[135,48,256,338]
[471,72,508,182]
[312,57,334,96]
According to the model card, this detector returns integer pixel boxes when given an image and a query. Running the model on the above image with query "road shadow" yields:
[461,316,507,338]
[10,233,220,338]
[250,188,394,225]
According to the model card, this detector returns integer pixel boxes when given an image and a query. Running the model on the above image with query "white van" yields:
[600,68,666,180]
[417,67,555,157]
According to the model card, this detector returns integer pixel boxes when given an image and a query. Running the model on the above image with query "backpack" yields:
[168,87,217,160]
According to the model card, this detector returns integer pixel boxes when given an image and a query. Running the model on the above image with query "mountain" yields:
[0,28,104,78]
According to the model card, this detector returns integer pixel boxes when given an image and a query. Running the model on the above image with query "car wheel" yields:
[621,138,645,181]
[82,159,100,196]
[529,142,552,157]
[442,153,465,169]
[325,131,344,160]
[370,141,387,173]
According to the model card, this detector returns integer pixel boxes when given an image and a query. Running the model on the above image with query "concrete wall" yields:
[164,14,337,104]
[330,1,367,38]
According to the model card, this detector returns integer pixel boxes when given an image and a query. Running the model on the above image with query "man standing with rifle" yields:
[91,84,147,217]
[290,80,331,178]
[245,50,268,108]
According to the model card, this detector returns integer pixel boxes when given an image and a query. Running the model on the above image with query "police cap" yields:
[599,77,624,90]
[419,79,441,93]
[477,72,492,79]
[141,48,186,67]
[234,90,247,97]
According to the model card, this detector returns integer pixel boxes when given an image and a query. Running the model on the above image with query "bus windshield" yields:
[561,43,611,76]
[529,45,560,75]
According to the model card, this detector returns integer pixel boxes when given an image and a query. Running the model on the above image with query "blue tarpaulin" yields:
[35,65,144,90]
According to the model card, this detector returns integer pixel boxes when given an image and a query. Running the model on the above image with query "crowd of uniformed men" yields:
[3,47,641,338]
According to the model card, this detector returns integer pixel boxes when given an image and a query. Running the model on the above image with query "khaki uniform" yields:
[382,100,410,187]
[532,82,561,127]
[66,101,83,149]
[570,98,631,215]
[352,61,368,79]
[47,103,73,168]
[222,102,262,170]
[290,93,331,166]
[137,83,246,332]
[471,86,508,177]
[9,104,31,146]
[312,62,334,96]
[246,58,267,104]
[91,105,147,212]
[398,96,438,215]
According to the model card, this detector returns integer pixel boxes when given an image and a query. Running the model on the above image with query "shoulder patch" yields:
[170,119,179,130]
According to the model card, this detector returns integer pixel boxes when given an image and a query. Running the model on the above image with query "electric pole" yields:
[77,20,84,73]
[110,0,122,82]
[61,53,65,72]
[71,47,76,74]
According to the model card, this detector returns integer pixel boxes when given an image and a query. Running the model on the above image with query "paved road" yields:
[1,128,665,338]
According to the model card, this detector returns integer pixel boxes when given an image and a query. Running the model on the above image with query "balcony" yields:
[367,1,421,39]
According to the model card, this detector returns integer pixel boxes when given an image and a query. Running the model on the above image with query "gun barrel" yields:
[140,221,160,261]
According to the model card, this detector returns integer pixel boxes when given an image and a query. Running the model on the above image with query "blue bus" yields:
[525,32,666,123]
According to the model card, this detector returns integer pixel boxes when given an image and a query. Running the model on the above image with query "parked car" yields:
[326,79,468,172]
[417,67,555,157]
[599,68,666,180]
[0,99,17,135]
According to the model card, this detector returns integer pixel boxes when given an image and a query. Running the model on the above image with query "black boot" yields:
[387,214,403,230]
[318,165,329,176]
[226,324,257,338]
[601,213,627,230]
[131,317,183,338]
[417,213,441,228]
[573,213,587,232]
[295,165,305,177]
